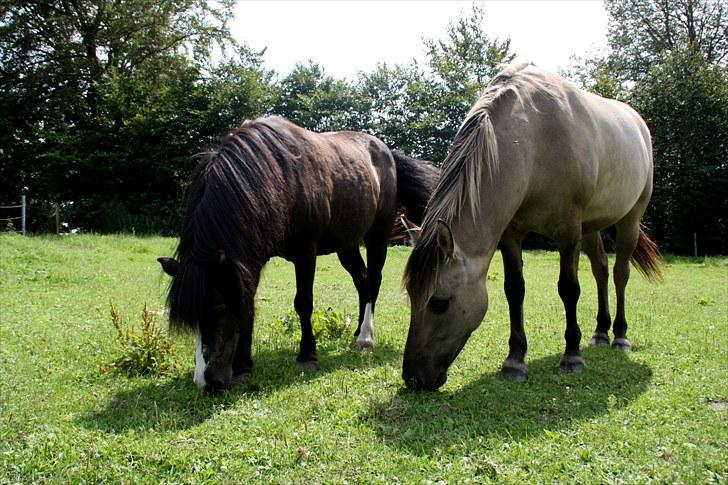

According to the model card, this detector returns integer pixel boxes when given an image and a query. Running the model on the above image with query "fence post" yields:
[693,232,698,258]
[21,195,26,236]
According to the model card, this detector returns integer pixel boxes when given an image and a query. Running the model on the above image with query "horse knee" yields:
[558,278,580,306]
[294,292,313,316]
[504,275,525,305]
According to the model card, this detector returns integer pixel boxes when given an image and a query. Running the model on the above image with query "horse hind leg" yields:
[355,233,390,351]
[336,246,372,351]
[582,231,612,347]
[611,215,642,352]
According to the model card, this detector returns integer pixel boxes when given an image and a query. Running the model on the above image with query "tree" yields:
[0,0,272,233]
[357,62,444,160]
[605,0,727,81]
[270,61,369,133]
[359,4,515,164]
[632,47,728,254]
[422,4,515,162]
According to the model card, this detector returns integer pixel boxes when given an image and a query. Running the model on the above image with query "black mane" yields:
[168,117,299,330]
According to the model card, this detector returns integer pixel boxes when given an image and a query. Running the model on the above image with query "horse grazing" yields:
[158,116,438,393]
[402,64,663,391]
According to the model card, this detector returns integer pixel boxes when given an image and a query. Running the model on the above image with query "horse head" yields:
[158,250,247,394]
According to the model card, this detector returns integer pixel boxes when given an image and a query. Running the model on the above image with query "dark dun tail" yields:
[392,149,440,225]
[632,225,665,283]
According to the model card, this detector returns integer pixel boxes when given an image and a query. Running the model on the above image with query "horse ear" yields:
[436,219,455,258]
[158,257,180,277]
[400,215,421,245]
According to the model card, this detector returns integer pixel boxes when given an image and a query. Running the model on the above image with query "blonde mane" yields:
[403,63,548,304]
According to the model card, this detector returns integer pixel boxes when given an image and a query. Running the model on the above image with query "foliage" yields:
[422,3,515,161]
[2,1,725,255]
[274,306,352,346]
[104,301,180,377]
[0,0,270,234]
[270,61,369,132]
[604,0,727,81]
[632,47,728,254]
[360,4,514,162]
[561,52,627,100]
[1,234,726,482]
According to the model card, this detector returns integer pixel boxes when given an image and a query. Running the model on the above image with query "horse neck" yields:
[450,206,500,280]
[452,158,525,275]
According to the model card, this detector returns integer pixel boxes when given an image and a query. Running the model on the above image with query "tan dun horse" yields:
[402,64,663,391]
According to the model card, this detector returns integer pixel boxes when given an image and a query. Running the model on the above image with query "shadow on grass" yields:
[81,340,401,433]
[365,346,652,452]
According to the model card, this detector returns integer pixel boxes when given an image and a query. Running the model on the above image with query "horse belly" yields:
[581,98,652,230]
[582,157,649,231]
[317,188,379,254]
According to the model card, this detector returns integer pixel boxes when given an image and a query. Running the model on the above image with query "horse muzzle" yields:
[402,359,448,391]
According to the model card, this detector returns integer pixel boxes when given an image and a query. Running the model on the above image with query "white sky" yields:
[231,1,609,80]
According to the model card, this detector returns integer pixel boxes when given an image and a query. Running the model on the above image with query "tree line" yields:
[1,1,725,253]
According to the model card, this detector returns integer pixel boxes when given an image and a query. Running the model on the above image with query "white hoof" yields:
[354,338,375,352]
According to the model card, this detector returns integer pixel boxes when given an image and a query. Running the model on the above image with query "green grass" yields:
[1,233,726,484]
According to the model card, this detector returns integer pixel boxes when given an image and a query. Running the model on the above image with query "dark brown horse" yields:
[158,116,438,393]
[402,64,663,391]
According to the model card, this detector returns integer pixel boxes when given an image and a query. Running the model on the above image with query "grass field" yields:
[1,233,726,483]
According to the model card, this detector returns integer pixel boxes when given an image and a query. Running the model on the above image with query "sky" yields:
[231,1,609,80]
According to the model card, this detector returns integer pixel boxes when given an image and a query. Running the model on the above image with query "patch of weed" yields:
[103,301,180,377]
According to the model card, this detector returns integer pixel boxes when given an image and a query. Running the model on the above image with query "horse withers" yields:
[158,116,438,394]
[402,64,663,391]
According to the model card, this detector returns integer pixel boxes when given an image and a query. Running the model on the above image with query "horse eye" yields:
[428,297,450,314]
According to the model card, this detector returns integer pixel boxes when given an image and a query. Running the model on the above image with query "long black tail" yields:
[392,149,440,225]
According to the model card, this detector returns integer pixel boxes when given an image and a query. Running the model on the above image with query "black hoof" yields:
[501,360,528,382]
[296,358,318,371]
[588,332,610,347]
[611,338,631,352]
[559,355,586,373]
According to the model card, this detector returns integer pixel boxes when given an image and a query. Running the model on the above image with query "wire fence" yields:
[0,195,26,235]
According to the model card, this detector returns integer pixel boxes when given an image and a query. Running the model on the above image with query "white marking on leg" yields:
[194,330,207,390]
[356,302,375,350]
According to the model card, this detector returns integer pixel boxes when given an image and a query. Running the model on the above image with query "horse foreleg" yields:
[294,244,318,369]
[583,231,612,347]
[499,229,528,381]
[231,302,255,385]
[556,232,585,373]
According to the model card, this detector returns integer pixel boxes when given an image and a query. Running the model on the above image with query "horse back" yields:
[492,67,653,235]
[283,124,397,255]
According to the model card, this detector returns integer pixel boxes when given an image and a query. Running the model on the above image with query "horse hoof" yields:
[588,332,610,347]
[231,372,252,387]
[611,338,632,352]
[559,355,586,373]
[354,338,375,352]
[296,360,318,371]
[502,365,528,382]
